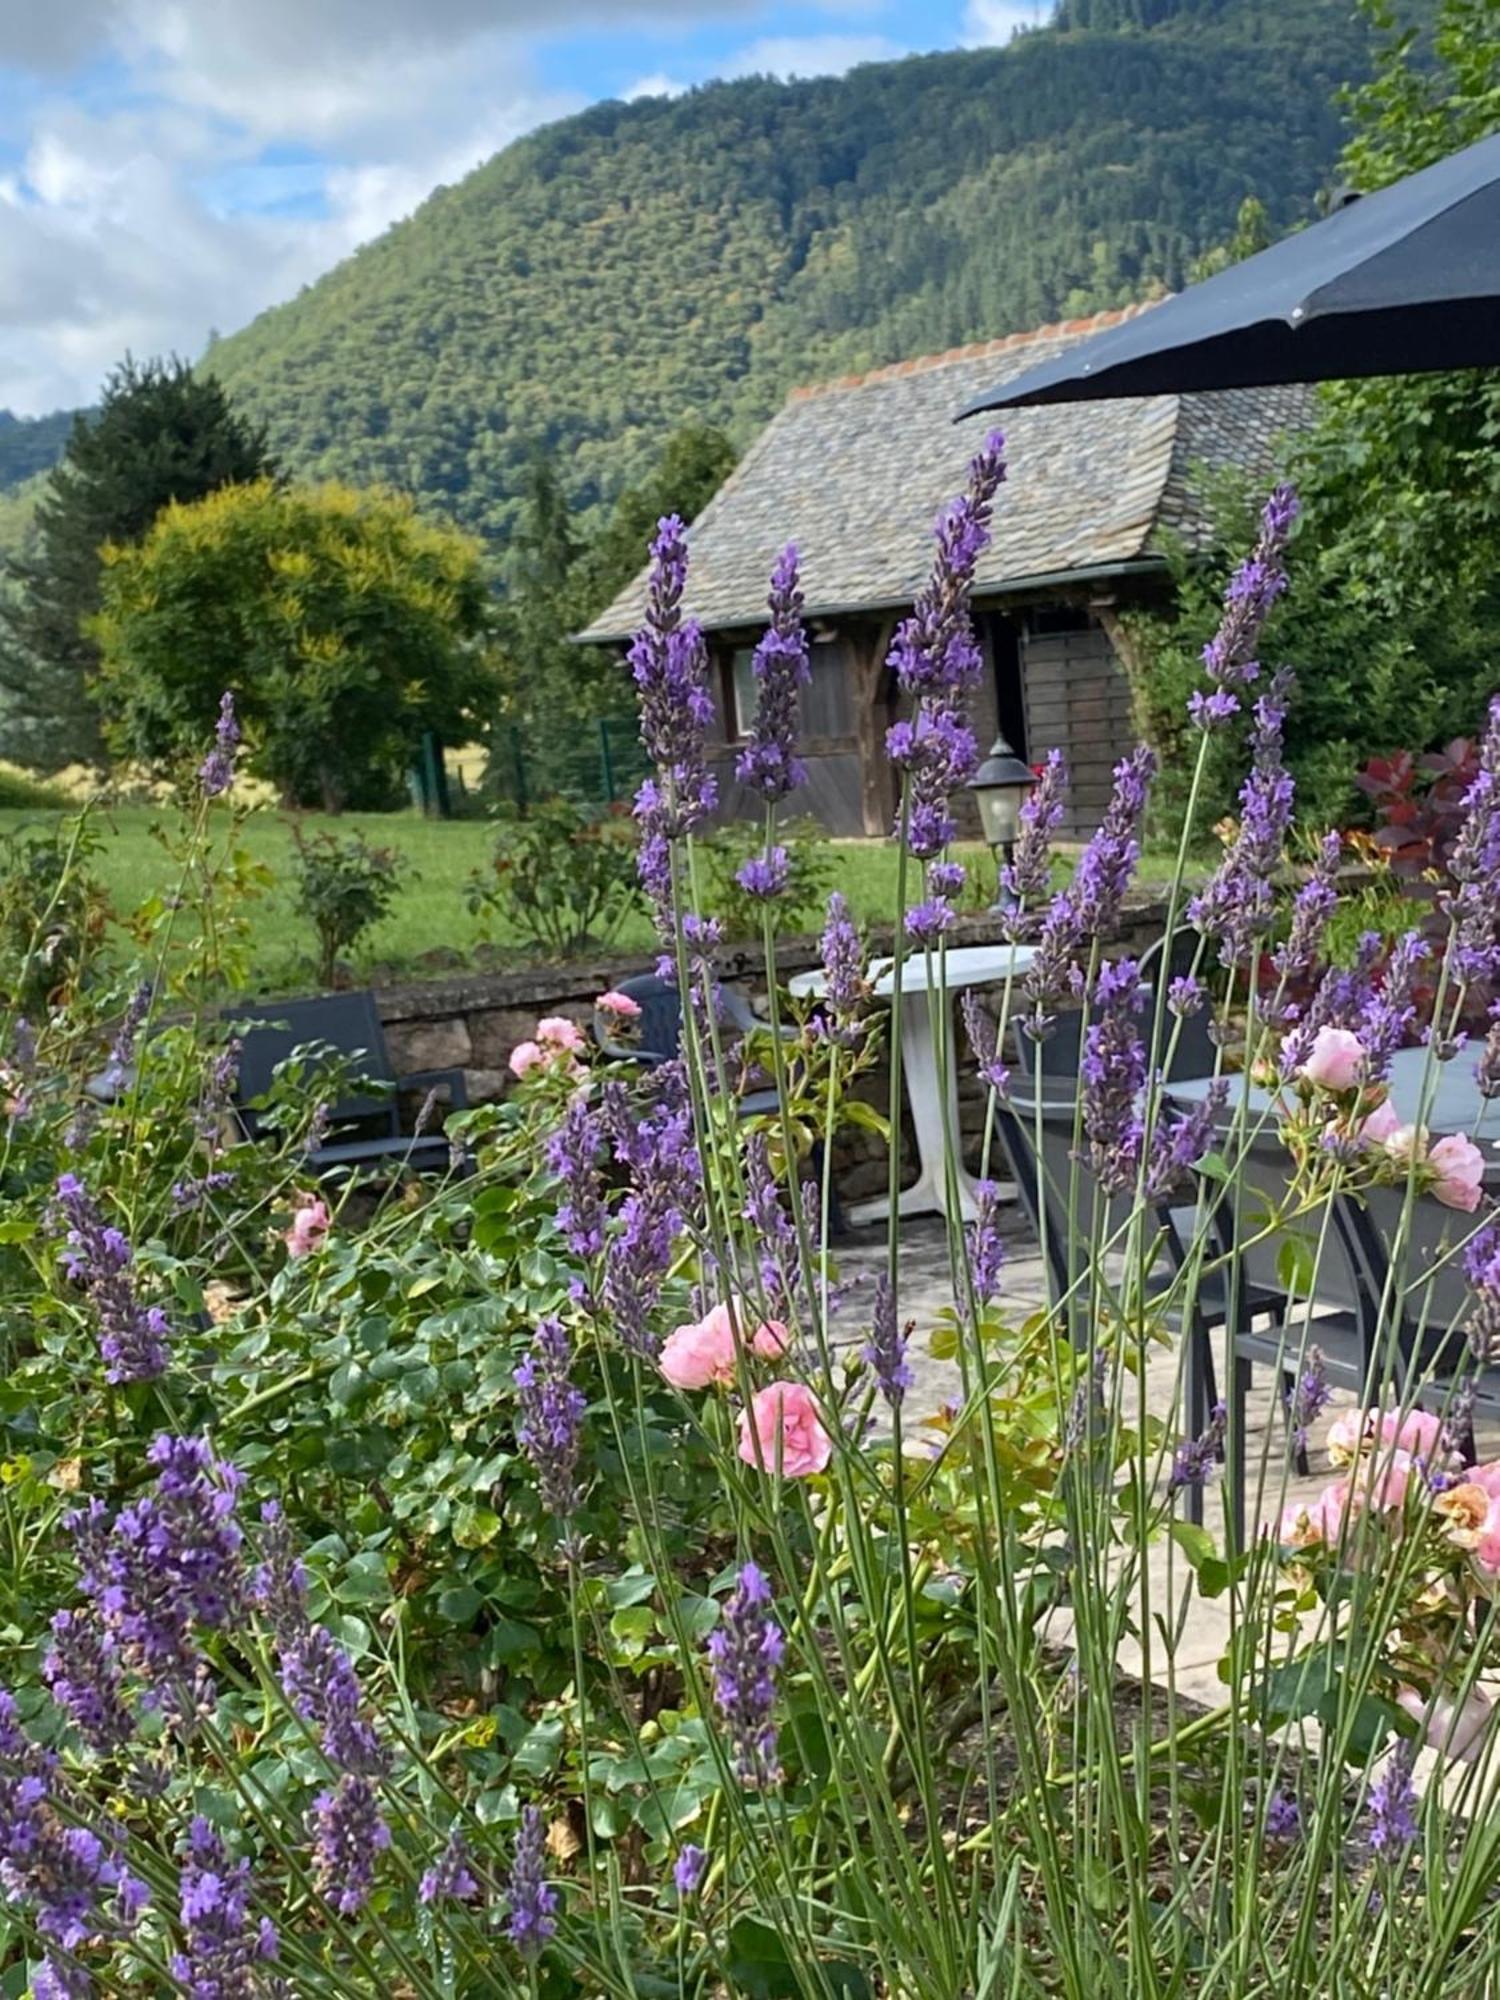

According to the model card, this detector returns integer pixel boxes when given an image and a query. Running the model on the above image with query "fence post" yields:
[511,728,528,817]
[599,719,615,804]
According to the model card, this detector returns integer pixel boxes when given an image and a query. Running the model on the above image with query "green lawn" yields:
[0,800,1199,996]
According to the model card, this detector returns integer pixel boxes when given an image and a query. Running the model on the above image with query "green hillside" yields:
[0,409,80,493]
[198,0,1391,545]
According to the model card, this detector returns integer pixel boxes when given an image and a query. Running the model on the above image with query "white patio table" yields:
[1167,1042,1500,1145]
[789,942,1037,1226]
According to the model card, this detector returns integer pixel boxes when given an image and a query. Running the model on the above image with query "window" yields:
[730,648,757,738]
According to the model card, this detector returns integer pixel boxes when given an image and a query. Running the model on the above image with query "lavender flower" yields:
[1464,1219,1500,1362]
[1367,1746,1419,1858]
[251,1510,386,1779]
[864,1275,911,1409]
[50,1168,175,1392]
[515,1317,588,1522]
[961,989,1009,1093]
[965,1180,1005,1306]
[998,747,1067,937]
[311,1774,390,1916]
[885,433,1007,861]
[171,1816,279,1998]
[905,897,956,944]
[43,1610,133,1758]
[1357,930,1428,1080]
[1200,483,1299,694]
[1167,974,1206,1017]
[1443,695,1500,987]
[1476,1008,1500,1100]
[198,691,241,799]
[736,546,808,801]
[673,1843,707,1898]
[742,1134,801,1323]
[102,982,151,1096]
[1189,669,1296,965]
[506,1805,559,1959]
[812,892,865,1046]
[1272,831,1342,986]
[706,1562,784,1788]
[1289,1346,1332,1457]
[170,1171,237,1215]
[735,847,790,901]
[1169,1401,1227,1493]
[1079,959,1148,1194]
[631,517,717,938]
[1264,1792,1301,1841]
[1023,749,1154,1033]
[545,1093,606,1261]
[72,1435,244,1720]
[420,1828,480,1906]
[599,1083,697,1357]
[1142,1078,1228,1200]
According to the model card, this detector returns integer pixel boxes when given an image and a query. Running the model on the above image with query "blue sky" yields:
[0,0,1050,415]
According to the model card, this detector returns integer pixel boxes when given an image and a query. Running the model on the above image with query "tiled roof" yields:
[579,304,1314,643]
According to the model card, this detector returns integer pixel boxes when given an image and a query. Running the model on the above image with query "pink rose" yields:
[1385,1122,1425,1167]
[660,1315,736,1390]
[1396,1684,1493,1762]
[1299,1025,1366,1091]
[509,1040,546,1078]
[1474,1496,1500,1577]
[1429,1132,1485,1212]
[598,990,642,1020]
[537,1016,586,1053]
[1359,1098,1401,1147]
[1365,1448,1416,1512]
[699,1299,790,1360]
[284,1196,330,1259]
[1328,1406,1451,1468]
[738,1381,833,1478]
[1469,1460,1500,1499]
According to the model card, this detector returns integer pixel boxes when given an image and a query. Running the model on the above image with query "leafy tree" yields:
[91,480,498,812]
[1187,193,1272,280]
[0,358,275,770]
[579,425,738,610]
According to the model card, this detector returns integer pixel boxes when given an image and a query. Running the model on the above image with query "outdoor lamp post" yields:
[969,732,1036,903]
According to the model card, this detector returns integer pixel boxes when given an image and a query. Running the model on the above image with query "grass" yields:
[0,799,1201,996]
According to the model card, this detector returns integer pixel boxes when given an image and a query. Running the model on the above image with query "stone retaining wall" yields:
[371,895,1174,1201]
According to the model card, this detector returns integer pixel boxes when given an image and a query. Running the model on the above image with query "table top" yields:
[1168,1042,1500,1142]
[789,942,1038,1002]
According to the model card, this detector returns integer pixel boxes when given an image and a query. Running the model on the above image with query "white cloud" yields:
[961,0,1049,45]
[623,73,689,101]
[717,32,905,78]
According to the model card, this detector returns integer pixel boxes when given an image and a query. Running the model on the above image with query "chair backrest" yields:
[1338,1183,1482,1377]
[998,1091,1173,1308]
[1211,1123,1366,1316]
[1013,967,1218,1091]
[596,974,683,1061]
[230,990,396,1134]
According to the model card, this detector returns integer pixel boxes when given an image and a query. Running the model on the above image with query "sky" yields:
[0,0,1052,417]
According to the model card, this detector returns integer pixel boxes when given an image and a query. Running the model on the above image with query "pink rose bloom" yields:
[537,1015,586,1053]
[1397,1684,1494,1762]
[699,1299,790,1361]
[1429,1132,1485,1211]
[659,1315,736,1390]
[1474,1496,1500,1577]
[1358,1098,1401,1147]
[1328,1406,1450,1467]
[1276,1494,1334,1548]
[1365,1448,1416,1512]
[1384,1122,1425,1167]
[1469,1460,1500,1500]
[284,1196,331,1259]
[509,1040,546,1078]
[1299,1025,1365,1091]
[598,990,642,1020]
[738,1381,833,1477]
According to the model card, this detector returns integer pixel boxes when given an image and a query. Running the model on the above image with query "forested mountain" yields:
[5,0,1414,543]
[0,410,82,493]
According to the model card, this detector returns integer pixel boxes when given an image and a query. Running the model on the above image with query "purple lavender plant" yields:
[961,989,1009,1094]
[1188,669,1296,965]
[630,516,717,939]
[742,1133,801,1322]
[51,1174,172,1383]
[171,1815,280,1998]
[1264,1792,1301,1842]
[515,1317,588,1523]
[1357,930,1429,1080]
[1079,959,1149,1194]
[545,1093,606,1261]
[1367,1745,1419,1858]
[965,1180,1005,1307]
[102,982,151,1097]
[506,1805,559,1958]
[812,892,866,1046]
[43,1610,133,1758]
[1476,1008,1500,1099]
[736,545,809,801]
[1464,1219,1500,1362]
[735,846,791,901]
[1271,831,1342,988]
[1142,1078,1228,1201]
[706,1562,785,1788]
[883,432,1007,930]
[998,747,1067,937]
[420,1828,480,1906]
[1169,1401,1227,1493]
[310,1774,390,1917]
[864,1274,911,1410]
[198,691,241,799]
[1194,482,1299,714]
[673,1843,707,1898]
[1443,694,1500,988]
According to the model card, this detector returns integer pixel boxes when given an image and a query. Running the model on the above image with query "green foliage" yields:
[0,407,81,492]
[0,818,108,1013]
[465,798,643,958]
[91,477,499,812]
[701,817,838,942]
[1187,191,1272,281]
[0,765,68,810]
[0,358,275,771]
[291,825,407,985]
[203,1,1390,548]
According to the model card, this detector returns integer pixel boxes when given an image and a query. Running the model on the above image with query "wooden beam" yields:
[850,619,895,838]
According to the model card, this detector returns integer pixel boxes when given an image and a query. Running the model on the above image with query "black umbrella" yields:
[959,130,1500,413]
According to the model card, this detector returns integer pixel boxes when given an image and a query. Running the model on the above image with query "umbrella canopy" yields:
[959,130,1500,413]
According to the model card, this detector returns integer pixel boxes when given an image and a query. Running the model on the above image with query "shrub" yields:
[465,797,643,957]
[291,825,406,984]
[700,814,836,941]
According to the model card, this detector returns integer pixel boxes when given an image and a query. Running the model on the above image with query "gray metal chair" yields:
[230,989,466,1175]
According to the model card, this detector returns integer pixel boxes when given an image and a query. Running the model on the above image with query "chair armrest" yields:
[398,1066,470,1111]
[594,1035,672,1066]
